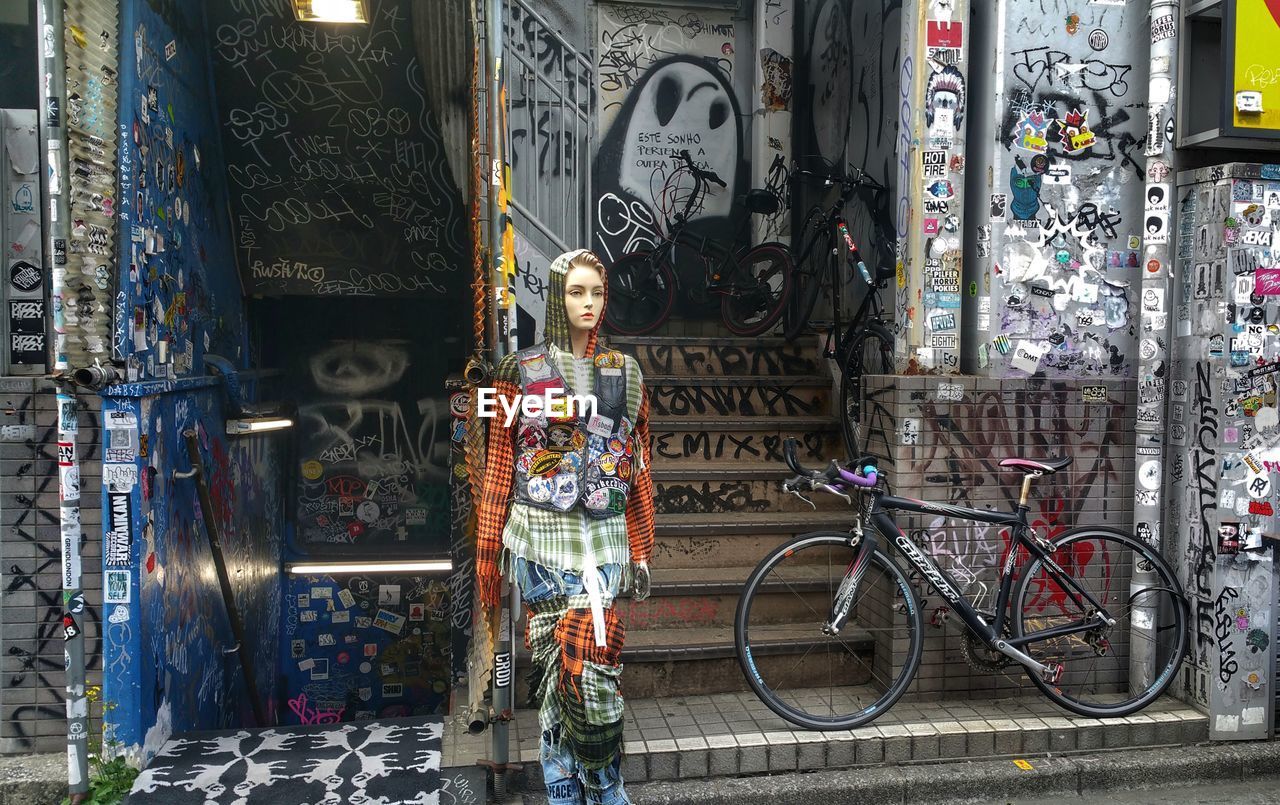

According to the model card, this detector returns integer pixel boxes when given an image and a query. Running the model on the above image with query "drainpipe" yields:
[1131,0,1179,696]
[37,0,89,799]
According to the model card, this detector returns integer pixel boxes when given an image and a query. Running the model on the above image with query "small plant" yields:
[61,687,139,805]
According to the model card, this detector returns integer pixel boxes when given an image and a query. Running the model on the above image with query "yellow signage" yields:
[1233,0,1280,132]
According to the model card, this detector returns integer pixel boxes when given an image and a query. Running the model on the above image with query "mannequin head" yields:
[563,251,606,334]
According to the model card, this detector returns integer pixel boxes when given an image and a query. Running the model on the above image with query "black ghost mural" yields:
[593,55,745,288]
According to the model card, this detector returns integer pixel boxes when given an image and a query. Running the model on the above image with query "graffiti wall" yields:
[113,0,246,382]
[1168,164,1279,740]
[102,382,285,763]
[206,0,468,298]
[279,572,450,725]
[0,381,102,754]
[592,3,746,266]
[252,298,462,557]
[862,373,1136,696]
[792,0,902,313]
[975,0,1147,378]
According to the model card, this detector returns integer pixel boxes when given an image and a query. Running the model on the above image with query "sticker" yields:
[1088,29,1109,50]
[331,610,350,624]
[1138,460,1161,490]
[1059,109,1096,152]
[922,150,947,179]
[338,588,355,608]
[1013,759,1035,771]
[1151,14,1175,42]
[527,476,554,502]
[587,414,614,437]
[923,217,940,236]
[1082,385,1108,403]
[373,608,406,635]
[409,604,425,621]
[990,193,1007,219]
[104,570,130,603]
[378,585,401,606]
[1144,212,1169,244]
[1010,340,1049,374]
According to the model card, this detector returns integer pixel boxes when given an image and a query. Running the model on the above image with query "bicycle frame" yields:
[844,489,1116,679]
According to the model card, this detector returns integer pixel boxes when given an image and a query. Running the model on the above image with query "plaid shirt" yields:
[476,346,655,607]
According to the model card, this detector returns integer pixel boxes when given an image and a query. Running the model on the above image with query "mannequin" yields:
[477,249,653,805]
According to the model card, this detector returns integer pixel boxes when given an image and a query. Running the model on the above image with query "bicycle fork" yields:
[823,523,877,635]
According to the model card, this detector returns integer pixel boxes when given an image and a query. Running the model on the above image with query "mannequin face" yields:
[564,264,604,332]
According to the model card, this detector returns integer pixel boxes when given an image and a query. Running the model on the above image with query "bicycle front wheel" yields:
[839,322,894,461]
[721,242,793,336]
[735,532,922,730]
[1012,527,1188,717]
[604,251,676,336]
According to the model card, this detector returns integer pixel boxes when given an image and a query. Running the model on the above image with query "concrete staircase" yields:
[608,331,853,699]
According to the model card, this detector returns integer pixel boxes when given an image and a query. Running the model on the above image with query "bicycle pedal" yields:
[1041,663,1065,685]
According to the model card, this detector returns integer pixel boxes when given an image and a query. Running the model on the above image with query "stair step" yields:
[649,416,844,465]
[653,468,849,514]
[656,511,854,537]
[608,336,823,377]
[648,375,832,419]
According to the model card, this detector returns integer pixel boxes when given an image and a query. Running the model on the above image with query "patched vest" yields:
[512,345,634,519]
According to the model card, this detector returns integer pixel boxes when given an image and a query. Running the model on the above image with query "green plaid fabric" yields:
[498,342,643,577]
[525,593,626,772]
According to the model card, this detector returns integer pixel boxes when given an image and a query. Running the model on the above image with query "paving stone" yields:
[962,723,996,757]
[1102,721,1132,748]
[1021,727,1050,755]
[796,734,827,770]
[677,743,709,779]
[1182,718,1208,744]
[827,737,856,768]
[708,746,737,777]
[765,732,798,772]
[855,733,885,766]
[736,733,768,774]
[1126,714,1157,746]
[621,751,647,783]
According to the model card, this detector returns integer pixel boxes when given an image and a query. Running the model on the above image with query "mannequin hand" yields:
[632,561,651,602]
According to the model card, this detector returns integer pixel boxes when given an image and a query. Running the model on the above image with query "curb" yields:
[519,741,1280,804]
[0,753,66,805]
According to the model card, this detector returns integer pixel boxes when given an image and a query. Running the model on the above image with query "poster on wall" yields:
[1230,0,1280,137]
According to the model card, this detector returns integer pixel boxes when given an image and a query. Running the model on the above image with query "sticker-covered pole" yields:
[1131,0,1179,695]
[38,0,89,796]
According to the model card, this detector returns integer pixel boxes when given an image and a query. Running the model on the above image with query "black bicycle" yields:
[604,150,792,337]
[786,164,897,460]
[734,440,1188,730]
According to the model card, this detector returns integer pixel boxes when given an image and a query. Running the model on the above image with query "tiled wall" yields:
[863,373,1135,698]
[0,379,102,753]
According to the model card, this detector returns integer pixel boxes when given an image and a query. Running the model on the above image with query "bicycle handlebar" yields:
[678,149,726,188]
[792,164,887,193]
[782,437,879,492]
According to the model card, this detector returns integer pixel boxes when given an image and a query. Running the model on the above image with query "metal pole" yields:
[1131,0,1179,696]
[38,0,89,796]
[485,0,515,793]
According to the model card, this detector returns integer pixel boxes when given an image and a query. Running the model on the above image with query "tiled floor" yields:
[442,689,1207,786]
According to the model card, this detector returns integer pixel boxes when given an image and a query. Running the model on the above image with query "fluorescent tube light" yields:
[286,559,454,575]
[293,0,369,23]
[226,417,294,436]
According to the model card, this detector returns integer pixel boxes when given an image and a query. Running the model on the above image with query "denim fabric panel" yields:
[514,557,624,603]
[541,726,583,805]
[582,752,630,805]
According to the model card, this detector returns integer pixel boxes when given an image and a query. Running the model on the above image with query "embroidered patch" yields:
[530,451,562,476]
[594,351,624,369]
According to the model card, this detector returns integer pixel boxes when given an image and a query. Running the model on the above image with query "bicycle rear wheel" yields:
[735,532,922,730]
[1012,527,1188,717]
[604,251,676,336]
[839,323,894,461]
[721,242,793,336]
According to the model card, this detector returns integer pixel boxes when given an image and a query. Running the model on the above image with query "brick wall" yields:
[0,378,102,753]
[862,374,1136,700]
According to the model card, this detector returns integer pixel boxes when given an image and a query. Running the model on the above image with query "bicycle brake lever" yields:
[787,487,818,510]
[816,483,853,505]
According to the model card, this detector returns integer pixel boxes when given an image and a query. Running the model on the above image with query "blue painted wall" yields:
[103,0,285,762]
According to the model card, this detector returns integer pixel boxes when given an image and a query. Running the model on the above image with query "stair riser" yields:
[649,382,831,418]
[628,343,822,377]
[621,649,873,699]
[618,591,837,631]
[654,478,851,515]
[654,532,852,569]
[650,427,843,464]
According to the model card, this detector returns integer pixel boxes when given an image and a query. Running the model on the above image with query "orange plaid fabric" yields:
[475,379,655,608]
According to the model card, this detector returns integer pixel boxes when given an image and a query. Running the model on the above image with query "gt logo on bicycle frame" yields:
[894,532,963,603]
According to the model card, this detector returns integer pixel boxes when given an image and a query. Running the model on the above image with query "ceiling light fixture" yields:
[292,0,369,23]
[286,559,454,575]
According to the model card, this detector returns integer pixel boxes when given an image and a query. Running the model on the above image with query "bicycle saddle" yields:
[998,456,1072,474]
[744,189,780,215]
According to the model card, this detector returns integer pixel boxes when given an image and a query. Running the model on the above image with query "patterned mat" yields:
[126,717,443,804]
